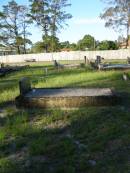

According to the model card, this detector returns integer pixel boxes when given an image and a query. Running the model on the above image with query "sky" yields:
[0,0,124,44]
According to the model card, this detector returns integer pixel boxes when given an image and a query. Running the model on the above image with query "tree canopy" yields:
[100,0,130,48]
[29,0,72,52]
[77,35,95,50]
[0,0,32,54]
[97,40,118,50]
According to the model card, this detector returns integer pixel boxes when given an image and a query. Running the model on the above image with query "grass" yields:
[0,61,130,172]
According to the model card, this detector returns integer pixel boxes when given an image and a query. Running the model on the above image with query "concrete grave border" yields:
[15,78,122,108]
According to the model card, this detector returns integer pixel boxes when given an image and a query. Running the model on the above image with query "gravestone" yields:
[1,63,4,69]
[53,60,64,69]
[98,64,104,70]
[95,56,102,66]
[84,56,87,64]
[53,60,58,68]
[122,72,129,81]
[84,56,89,65]
[127,57,130,64]
[19,77,31,96]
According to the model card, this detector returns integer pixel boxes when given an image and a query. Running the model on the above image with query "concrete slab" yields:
[16,88,121,108]
[26,88,113,98]
[100,64,130,70]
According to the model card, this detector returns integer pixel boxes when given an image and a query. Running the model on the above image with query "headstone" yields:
[54,60,58,67]
[84,56,87,64]
[122,72,129,81]
[1,63,4,68]
[95,56,101,65]
[98,64,104,70]
[19,77,31,96]
[127,57,130,64]
[53,60,64,69]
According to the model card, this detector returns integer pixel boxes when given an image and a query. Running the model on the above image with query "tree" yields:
[31,35,60,53]
[77,35,95,50]
[31,41,45,53]
[100,0,130,48]
[20,6,32,54]
[0,0,21,53]
[60,41,77,51]
[97,40,118,50]
[0,0,32,54]
[42,35,60,52]
[29,0,50,37]
[29,0,72,52]
[50,0,72,37]
[0,12,8,44]
[60,41,70,49]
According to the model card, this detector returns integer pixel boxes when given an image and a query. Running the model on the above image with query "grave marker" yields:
[127,57,130,64]
[19,77,31,96]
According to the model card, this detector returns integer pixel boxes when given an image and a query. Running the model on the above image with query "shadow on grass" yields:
[0,107,130,172]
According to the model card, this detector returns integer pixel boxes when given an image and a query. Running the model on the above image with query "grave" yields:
[91,56,130,71]
[84,56,90,65]
[99,64,130,70]
[0,64,29,77]
[127,57,130,64]
[90,56,104,69]
[95,55,102,67]
[53,60,80,69]
[53,60,64,69]
[16,78,121,108]
[25,58,36,62]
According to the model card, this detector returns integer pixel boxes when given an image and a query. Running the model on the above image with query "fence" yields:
[0,49,130,63]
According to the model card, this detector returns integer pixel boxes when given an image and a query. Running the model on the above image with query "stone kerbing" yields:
[16,78,122,108]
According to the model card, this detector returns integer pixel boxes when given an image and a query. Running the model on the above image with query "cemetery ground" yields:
[0,60,130,172]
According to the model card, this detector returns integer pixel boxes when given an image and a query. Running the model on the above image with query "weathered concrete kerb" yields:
[16,78,121,108]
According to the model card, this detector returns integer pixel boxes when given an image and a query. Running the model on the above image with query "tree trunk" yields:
[23,33,27,54]
[126,24,129,49]
[23,22,27,54]
[23,43,26,54]
[17,46,21,54]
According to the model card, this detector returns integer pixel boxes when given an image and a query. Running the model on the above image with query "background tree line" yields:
[100,0,130,48]
[31,34,121,53]
[0,0,72,54]
[0,0,130,54]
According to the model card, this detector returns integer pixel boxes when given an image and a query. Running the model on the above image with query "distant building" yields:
[0,46,16,56]
[119,39,130,49]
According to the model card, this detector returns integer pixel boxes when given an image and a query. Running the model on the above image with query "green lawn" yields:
[0,62,130,173]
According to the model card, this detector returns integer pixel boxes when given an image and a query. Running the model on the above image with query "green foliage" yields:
[0,128,6,143]
[60,41,70,49]
[43,35,60,52]
[29,136,52,155]
[60,41,77,51]
[97,40,119,50]
[31,41,45,53]
[29,0,49,35]
[29,0,72,38]
[0,158,18,173]
[49,0,72,36]
[77,35,95,50]
[100,0,130,47]
[0,0,32,54]
[31,35,60,53]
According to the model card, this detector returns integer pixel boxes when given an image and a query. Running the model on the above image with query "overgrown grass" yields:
[0,62,130,172]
